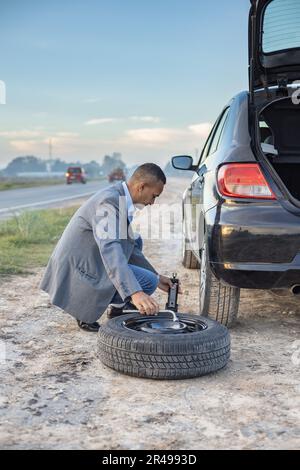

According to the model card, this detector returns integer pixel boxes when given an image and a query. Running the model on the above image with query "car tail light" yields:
[217,163,276,200]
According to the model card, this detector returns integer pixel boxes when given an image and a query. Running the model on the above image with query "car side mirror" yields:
[172,155,196,171]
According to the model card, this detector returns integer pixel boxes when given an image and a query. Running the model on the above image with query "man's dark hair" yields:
[131,163,166,185]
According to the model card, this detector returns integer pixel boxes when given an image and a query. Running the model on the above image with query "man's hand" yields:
[131,291,160,316]
[158,275,183,294]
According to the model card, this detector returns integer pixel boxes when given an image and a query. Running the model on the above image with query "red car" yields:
[65,167,87,184]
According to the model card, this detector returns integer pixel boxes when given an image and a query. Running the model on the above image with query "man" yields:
[40,163,175,332]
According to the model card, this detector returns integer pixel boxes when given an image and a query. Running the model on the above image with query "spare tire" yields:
[97,313,230,380]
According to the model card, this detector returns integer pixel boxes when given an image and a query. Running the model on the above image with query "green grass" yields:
[0,206,79,275]
[0,178,67,191]
[0,176,105,191]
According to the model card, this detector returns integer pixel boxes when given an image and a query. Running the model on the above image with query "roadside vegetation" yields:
[0,178,66,191]
[0,206,79,275]
[0,176,106,191]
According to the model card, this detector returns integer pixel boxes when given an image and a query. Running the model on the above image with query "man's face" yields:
[136,180,165,207]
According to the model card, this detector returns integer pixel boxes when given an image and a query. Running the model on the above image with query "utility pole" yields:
[49,138,53,161]
[47,138,53,173]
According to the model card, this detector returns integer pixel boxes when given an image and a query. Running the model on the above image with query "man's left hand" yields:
[158,275,183,294]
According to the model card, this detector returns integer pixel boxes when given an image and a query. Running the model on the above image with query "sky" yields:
[0,0,250,168]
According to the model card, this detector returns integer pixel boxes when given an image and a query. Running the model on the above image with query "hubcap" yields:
[123,316,208,335]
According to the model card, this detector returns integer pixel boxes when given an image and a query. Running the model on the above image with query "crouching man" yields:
[40,163,177,332]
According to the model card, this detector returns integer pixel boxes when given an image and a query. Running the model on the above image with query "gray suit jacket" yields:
[40,182,157,322]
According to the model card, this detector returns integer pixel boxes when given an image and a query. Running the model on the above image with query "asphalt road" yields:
[0,180,107,219]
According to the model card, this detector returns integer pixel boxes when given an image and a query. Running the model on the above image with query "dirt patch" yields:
[0,177,299,449]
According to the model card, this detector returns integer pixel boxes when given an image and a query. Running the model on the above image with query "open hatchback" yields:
[250,0,300,204]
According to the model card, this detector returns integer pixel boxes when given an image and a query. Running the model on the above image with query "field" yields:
[0,178,299,450]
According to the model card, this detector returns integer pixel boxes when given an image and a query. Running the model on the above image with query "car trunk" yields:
[250,0,300,202]
[271,163,300,200]
[259,97,300,200]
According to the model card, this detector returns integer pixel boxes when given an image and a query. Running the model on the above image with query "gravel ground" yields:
[0,178,299,450]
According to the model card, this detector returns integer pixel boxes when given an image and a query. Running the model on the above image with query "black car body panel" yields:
[206,201,300,289]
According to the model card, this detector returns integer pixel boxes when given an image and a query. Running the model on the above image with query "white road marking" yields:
[0,191,96,214]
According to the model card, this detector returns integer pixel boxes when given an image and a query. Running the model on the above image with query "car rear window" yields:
[263,0,300,53]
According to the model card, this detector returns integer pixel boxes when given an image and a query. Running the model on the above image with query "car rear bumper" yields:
[211,256,300,289]
[206,201,300,289]
[66,177,85,182]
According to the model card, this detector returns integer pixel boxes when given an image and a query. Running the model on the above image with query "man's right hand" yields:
[131,291,159,316]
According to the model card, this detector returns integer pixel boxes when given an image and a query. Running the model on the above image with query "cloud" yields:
[125,122,212,147]
[8,132,80,154]
[84,118,118,126]
[84,116,161,126]
[188,122,213,137]
[130,116,161,123]
[0,130,42,138]
[2,130,79,149]
[44,134,80,148]
[126,128,184,145]
[3,121,213,166]
[55,132,79,137]
[9,140,41,152]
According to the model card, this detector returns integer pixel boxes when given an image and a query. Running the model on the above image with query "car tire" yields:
[98,314,230,380]
[199,238,240,327]
[182,215,200,269]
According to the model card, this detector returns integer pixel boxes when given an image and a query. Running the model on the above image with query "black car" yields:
[172,0,300,326]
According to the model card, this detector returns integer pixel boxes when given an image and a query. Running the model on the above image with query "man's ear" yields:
[138,182,145,192]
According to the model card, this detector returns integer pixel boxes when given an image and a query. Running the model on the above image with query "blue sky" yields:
[0,0,250,168]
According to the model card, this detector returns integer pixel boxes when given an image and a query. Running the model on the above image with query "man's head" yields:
[127,163,166,207]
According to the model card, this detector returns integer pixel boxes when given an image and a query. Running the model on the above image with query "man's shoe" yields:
[77,320,100,332]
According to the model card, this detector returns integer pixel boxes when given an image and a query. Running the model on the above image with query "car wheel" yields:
[98,313,230,380]
[182,214,199,269]
[199,238,240,327]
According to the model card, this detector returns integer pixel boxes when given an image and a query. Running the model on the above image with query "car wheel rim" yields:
[123,316,208,335]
